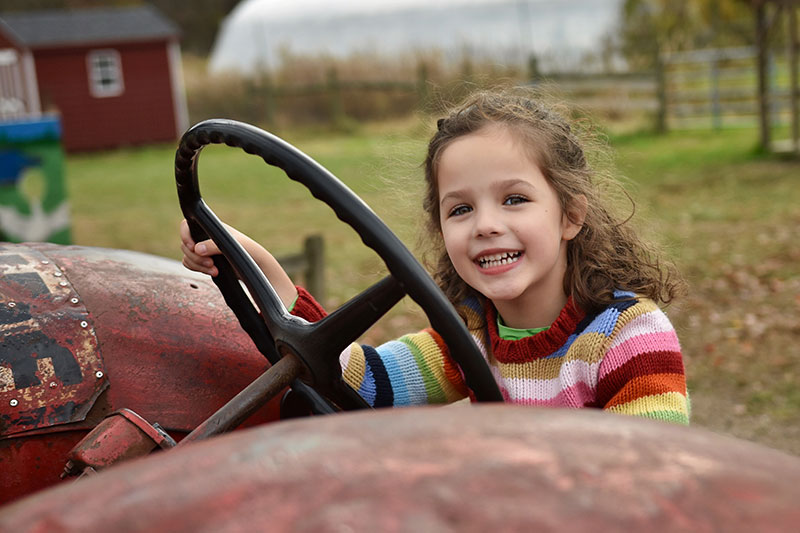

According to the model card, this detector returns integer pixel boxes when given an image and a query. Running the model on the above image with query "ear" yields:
[561,194,587,241]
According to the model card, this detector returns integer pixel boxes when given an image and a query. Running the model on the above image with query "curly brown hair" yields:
[422,88,684,315]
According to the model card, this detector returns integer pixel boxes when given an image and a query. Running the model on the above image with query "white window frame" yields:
[87,49,124,98]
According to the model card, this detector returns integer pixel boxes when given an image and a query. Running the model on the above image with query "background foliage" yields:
[616,0,755,69]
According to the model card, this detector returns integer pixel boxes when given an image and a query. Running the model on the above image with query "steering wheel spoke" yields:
[267,276,405,410]
[310,275,406,356]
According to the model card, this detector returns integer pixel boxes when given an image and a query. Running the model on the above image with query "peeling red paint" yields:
[1,243,280,504]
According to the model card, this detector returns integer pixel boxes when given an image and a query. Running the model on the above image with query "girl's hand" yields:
[180,218,222,277]
[179,219,299,307]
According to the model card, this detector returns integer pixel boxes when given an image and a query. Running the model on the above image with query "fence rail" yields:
[189,46,796,139]
[533,46,796,133]
[662,46,796,131]
[534,73,659,113]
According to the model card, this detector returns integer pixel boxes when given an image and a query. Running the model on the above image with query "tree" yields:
[616,0,754,70]
[148,0,240,55]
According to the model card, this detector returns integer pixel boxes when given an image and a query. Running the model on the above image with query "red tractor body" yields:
[3,117,800,529]
[0,242,279,504]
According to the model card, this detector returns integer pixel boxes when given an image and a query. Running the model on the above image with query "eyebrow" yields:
[439,178,537,206]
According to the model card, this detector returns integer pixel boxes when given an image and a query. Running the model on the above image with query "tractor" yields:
[1,120,798,531]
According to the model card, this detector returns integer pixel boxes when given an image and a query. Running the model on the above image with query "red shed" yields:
[0,5,188,152]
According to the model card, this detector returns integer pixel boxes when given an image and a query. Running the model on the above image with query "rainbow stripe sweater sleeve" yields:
[291,286,689,424]
[290,286,469,406]
[593,298,689,424]
[339,330,469,407]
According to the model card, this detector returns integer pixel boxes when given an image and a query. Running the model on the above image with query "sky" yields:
[210,0,622,74]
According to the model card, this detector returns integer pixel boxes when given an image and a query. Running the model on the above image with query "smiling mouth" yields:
[477,251,522,269]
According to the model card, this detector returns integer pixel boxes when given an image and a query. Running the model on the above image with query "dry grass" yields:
[184,52,528,130]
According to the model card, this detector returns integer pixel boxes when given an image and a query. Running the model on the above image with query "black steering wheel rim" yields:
[174,119,503,407]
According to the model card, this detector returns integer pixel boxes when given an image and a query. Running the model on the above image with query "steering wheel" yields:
[174,119,502,427]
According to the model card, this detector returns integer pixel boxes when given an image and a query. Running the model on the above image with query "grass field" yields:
[63,120,800,455]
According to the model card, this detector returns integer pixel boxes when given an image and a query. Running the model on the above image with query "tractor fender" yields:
[1,405,799,531]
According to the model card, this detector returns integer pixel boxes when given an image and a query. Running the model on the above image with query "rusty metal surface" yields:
[178,353,304,446]
[8,243,281,433]
[1,243,280,504]
[112,408,176,449]
[0,244,107,436]
[62,409,176,478]
[2,406,799,532]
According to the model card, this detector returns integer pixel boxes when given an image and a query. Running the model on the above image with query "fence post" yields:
[527,54,540,84]
[326,67,345,127]
[417,61,430,112]
[303,234,325,304]
[710,52,722,131]
[787,3,799,154]
[756,2,771,151]
[655,51,667,133]
[261,72,276,128]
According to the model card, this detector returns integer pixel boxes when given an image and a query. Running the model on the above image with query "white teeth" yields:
[478,251,521,269]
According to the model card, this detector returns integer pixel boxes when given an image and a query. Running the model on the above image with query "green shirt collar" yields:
[497,314,550,340]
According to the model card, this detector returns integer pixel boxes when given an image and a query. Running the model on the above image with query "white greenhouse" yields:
[209,0,621,75]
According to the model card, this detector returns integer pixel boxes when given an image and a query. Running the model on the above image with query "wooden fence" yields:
[662,46,796,131]
[535,46,796,134]
[191,46,796,138]
[531,72,659,117]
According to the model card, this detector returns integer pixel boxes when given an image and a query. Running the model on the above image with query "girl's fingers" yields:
[179,221,218,254]
[181,243,210,268]
[181,244,218,276]
[180,220,225,255]
[193,239,220,257]
[182,257,218,277]
[180,219,221,276]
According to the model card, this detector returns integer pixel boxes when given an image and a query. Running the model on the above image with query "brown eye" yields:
[504,195,528,206]
[449,204,472,217]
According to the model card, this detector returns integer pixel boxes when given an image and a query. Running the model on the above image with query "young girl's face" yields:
[437,124,582,325]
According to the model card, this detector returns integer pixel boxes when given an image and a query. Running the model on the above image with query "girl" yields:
[181,89,689,424]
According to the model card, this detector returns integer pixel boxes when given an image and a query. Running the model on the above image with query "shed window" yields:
[87,50,124,97]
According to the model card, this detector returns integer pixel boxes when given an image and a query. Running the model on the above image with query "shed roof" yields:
[0,5,179,48]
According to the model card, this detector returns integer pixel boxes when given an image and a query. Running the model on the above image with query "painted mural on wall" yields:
[0,116,71,244]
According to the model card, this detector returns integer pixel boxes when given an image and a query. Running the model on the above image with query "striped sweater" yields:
[292,287,689,424]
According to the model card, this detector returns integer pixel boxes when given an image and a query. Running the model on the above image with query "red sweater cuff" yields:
[290,286,328,322]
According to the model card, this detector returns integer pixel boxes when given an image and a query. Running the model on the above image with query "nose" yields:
[473,205,504,238]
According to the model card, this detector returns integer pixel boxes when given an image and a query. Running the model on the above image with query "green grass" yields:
[67,121,429,307]
[64,122,800,454]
